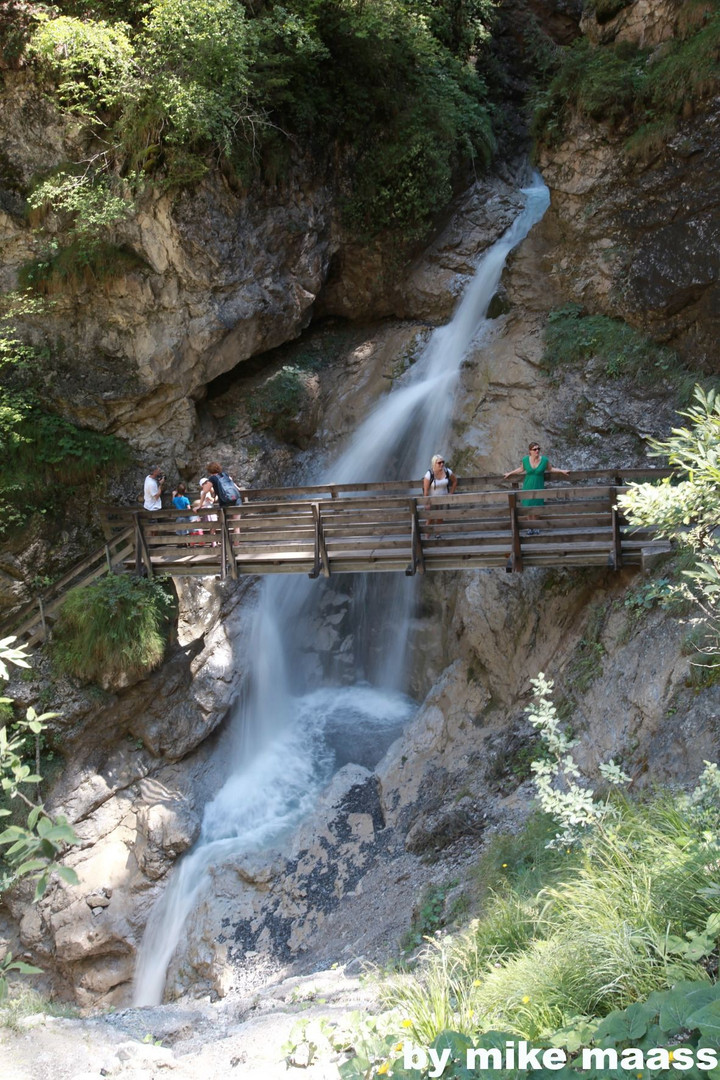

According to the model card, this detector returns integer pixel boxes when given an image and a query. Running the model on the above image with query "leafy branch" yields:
[527,672,629,848]
[0,636,79,1001]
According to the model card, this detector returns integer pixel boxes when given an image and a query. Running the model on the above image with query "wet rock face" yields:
[163,766,390,1000]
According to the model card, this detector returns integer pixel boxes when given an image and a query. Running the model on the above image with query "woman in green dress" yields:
[504,442,569,522]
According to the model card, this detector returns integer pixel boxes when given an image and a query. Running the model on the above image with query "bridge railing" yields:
[230,467,674,504]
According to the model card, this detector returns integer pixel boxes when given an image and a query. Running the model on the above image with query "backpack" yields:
[426,466,451,489]
[212,471,241,506]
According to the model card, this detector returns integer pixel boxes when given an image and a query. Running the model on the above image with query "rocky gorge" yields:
[1,0,720,1075]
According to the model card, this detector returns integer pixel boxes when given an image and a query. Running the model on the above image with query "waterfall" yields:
[132,177,550,1007]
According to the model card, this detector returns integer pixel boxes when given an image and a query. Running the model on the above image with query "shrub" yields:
[378,791,720,1047]
[533,8,720,148]
[18,240,145,295]
[23,0,496,242]
[51,574,175,687]
[542,304,699,398]
[29,15,135,116]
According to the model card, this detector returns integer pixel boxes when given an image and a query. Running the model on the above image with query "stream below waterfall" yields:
[132,176,550,1007]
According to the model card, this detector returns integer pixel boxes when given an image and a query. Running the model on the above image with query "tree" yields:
[0,637,79,1001]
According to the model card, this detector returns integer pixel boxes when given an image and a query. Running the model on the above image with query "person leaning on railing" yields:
[504,441,569,532]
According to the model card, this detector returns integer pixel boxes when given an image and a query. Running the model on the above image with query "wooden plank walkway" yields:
[0,470,672,647]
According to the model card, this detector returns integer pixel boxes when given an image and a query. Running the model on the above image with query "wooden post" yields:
[309,503,330,578]
[220,509,238,580]
[406,499,425,576]
[38,596,48,641]
[133,513,154,578]
[611,496,623,570]
[104,543,113,572]
[508,492,523,573]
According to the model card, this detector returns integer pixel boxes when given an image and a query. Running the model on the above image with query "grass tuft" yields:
[52,573,175,688]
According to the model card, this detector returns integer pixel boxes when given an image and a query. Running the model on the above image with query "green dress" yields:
[521,454,548,506]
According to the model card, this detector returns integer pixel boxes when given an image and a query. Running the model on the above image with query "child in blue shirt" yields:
[172,483,191,535]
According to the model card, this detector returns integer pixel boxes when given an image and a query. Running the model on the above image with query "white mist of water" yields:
[132,178,549,1006]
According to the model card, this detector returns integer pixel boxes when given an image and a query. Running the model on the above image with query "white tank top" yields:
[426,469,453,495]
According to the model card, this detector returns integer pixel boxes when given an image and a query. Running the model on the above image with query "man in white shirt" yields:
[143,466,165,510]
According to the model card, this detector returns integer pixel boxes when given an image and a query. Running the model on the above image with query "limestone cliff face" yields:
[0,75,520,467]
[535,2,720,367]
[1,74,337,461]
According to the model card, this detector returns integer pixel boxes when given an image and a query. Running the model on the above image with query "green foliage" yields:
[0,329,132,533]
[526,673,630,849]
[623,576,675,613]
[359,979,720,1079]
[619,386,720,663]
[0,637,79,1001]
[532,37,645,142]
[132,0,257,157]
[401,880,460,953]
[0,983,78,1028]
[21,169,142,296]
[19,239,145,295]
[247,364,311,435]
[51,574,175,687]
[21,0,496,243]
[28,171,136,237]
[541,304,693,393]
[29,15,135,116]
[369,787,720,1065]
[533,7,720,150]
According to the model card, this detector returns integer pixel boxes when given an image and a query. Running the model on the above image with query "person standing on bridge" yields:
[143,465,164,511]
[504,442,569,528]
[204,462,242,507]
[423,454,458,535]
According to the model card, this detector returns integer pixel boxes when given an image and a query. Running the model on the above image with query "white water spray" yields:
[132,178,549,1006]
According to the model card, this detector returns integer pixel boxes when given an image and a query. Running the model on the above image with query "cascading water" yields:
[132,177,550,1007]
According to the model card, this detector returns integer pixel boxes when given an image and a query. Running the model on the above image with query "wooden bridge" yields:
[101,468,671,581]
[0,470,672,648]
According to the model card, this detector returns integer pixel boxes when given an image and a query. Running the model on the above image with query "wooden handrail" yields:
[228,467,673,504]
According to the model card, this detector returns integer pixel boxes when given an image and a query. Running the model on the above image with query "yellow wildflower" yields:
[401,1019,413,1028]
[377,1064,391,1076]
[395,1043,404,1052]
[522,995,530,1004]
[669,1053,675,1063]
[473,979,482,986]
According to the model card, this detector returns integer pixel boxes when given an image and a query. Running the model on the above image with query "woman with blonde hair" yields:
[423,454,458,535]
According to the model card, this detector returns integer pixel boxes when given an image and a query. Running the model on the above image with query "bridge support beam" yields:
[610,501,624,571]
[406,500,426,576]
[133,514,154,578]
[220,510,239,581]
[508,493,523,573]
[309,503,330,579]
